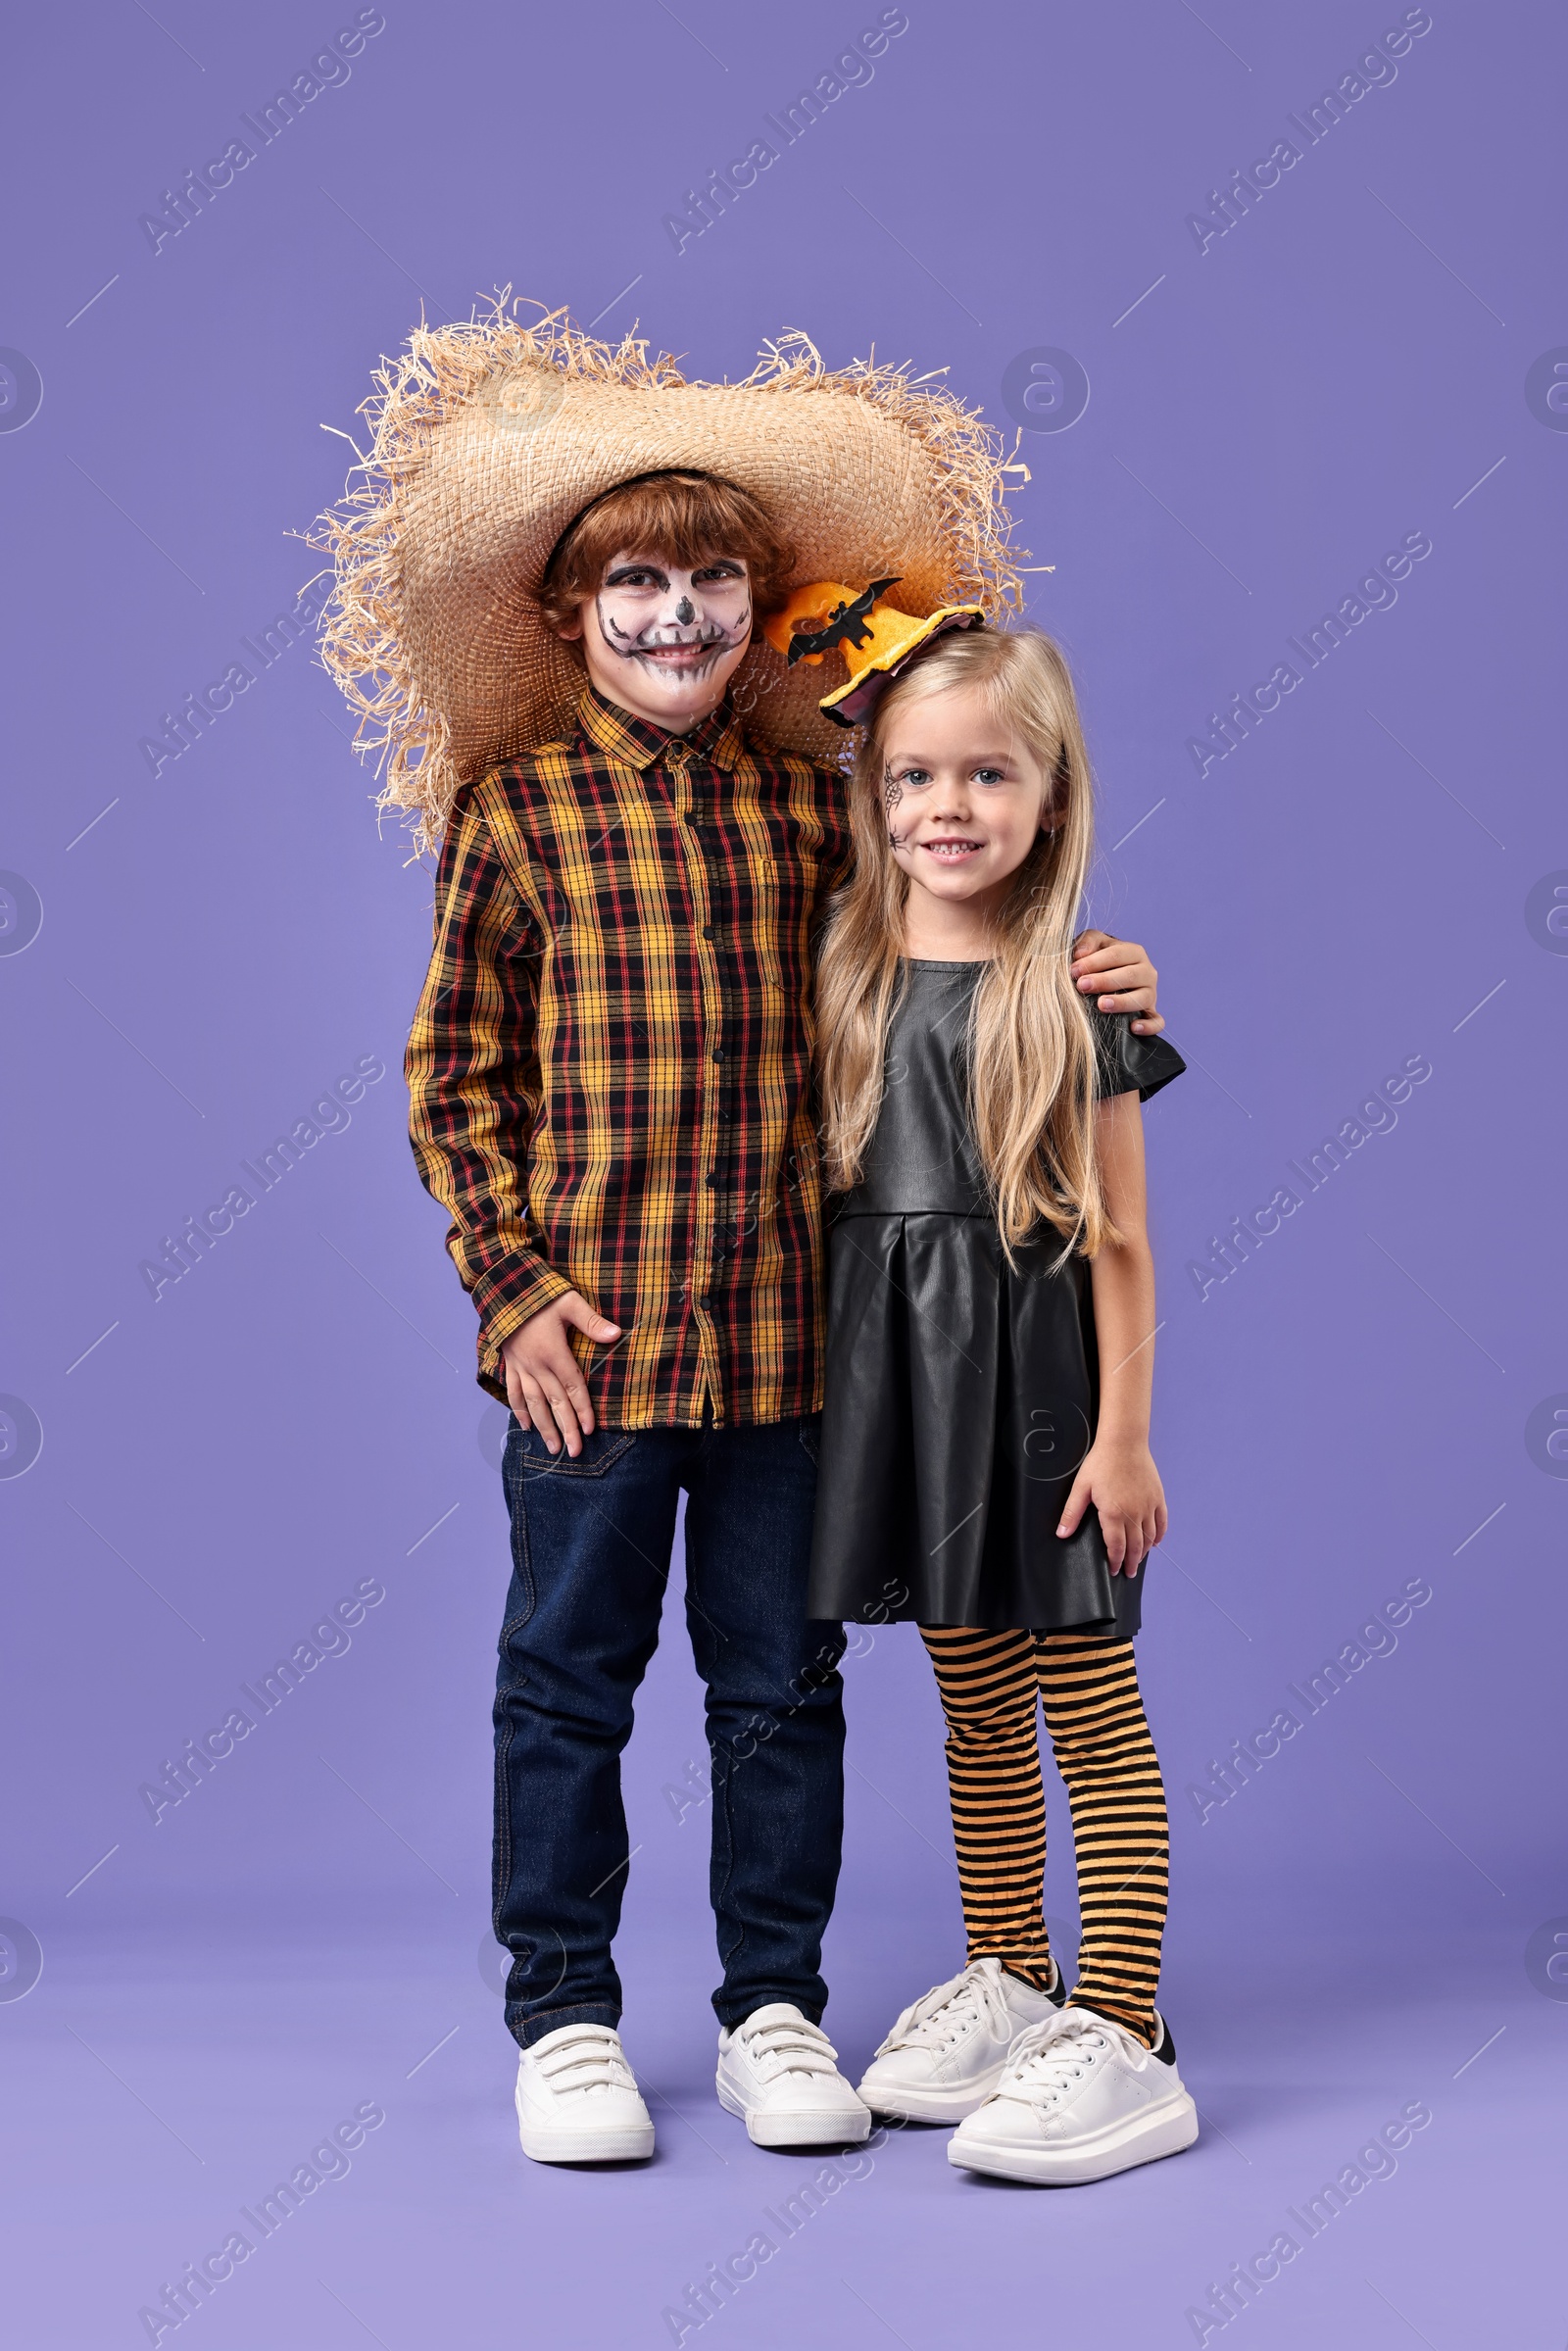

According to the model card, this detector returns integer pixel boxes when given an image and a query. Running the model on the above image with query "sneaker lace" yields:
[874,1960,1015,2060]
[535,2028,638,2099]
[735,2013,844,2082]
[1000,2009,1124,2109]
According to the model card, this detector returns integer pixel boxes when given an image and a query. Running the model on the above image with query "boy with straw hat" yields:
[315,303,1163,2166]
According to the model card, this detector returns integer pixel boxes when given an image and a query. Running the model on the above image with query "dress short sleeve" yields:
[1090,1007,1186,1102]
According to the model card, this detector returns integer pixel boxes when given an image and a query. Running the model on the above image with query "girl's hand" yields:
[1070,930,1164,1035]
[1056,1437,1168,1575]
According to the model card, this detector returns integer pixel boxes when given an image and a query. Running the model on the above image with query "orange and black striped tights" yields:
[918,1627,1169,2047]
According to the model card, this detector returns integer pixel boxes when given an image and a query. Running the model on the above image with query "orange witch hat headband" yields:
[761,578,986,727]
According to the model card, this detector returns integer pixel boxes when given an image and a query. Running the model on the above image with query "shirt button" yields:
[705,1173,718,1187]
[702,925,715,940]
[698,1293,712,1308]
[711,1049,724,1062]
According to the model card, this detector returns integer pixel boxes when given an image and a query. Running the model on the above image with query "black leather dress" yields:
[806,959,1185,1633]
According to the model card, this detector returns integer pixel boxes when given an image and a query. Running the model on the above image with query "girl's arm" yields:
[1055,1091,1168,1574]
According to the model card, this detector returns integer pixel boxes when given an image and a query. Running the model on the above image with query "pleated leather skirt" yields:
[805,1210,1143,1636]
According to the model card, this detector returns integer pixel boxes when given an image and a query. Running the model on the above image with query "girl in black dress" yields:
[807,625,1199,2184]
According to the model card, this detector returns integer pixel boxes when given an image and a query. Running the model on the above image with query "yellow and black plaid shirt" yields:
[406,688,853,1426]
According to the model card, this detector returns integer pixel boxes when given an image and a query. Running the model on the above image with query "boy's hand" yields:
[1056,1437,1167,1575]
[1070,930,1164,1035]
[500,1292,621,1458]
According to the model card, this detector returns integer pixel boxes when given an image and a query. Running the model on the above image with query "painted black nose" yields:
[674,596,695,623]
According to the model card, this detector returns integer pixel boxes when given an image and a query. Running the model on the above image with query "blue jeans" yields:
[493,1413,846,2048]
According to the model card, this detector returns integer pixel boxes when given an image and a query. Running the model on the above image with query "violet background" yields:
[2,2,1564,2344]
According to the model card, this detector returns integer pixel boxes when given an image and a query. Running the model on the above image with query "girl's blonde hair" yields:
[814,627,1113,1261]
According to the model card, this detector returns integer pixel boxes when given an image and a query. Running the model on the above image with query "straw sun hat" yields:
[313,299,1029,850]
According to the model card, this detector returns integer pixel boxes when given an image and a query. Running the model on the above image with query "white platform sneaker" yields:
[858,1957,1065,2124]
[948,2006,1199,2184]
[716,2003,872,2147]
[514,2023,656,2164]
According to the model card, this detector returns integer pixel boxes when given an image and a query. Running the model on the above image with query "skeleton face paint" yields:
[593,555,753,689]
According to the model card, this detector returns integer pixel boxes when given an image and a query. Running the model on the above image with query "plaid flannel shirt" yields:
[406,688,853,1426]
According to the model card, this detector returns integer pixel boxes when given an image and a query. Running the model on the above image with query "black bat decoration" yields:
[785,576,902,665]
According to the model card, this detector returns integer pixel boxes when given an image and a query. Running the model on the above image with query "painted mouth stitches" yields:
[597,598,752,679]
[634,638,729,665]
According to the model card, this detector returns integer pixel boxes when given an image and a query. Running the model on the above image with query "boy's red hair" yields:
[540,469,795,634]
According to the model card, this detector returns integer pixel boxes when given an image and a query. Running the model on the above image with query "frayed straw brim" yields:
[311,297,1029,851]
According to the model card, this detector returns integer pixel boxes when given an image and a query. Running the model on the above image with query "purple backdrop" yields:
[3,3,1563,2344]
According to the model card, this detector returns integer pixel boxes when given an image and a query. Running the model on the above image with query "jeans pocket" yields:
[507,1420,639,1481]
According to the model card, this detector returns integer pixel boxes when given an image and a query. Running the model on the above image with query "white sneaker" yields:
[716,2003,872,2147]
[514,2023,655,2164]
[948,2006,1199,2184]
[858,1957,1064,2123]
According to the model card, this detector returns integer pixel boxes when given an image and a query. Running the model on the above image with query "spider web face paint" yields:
[882,761,906,847]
